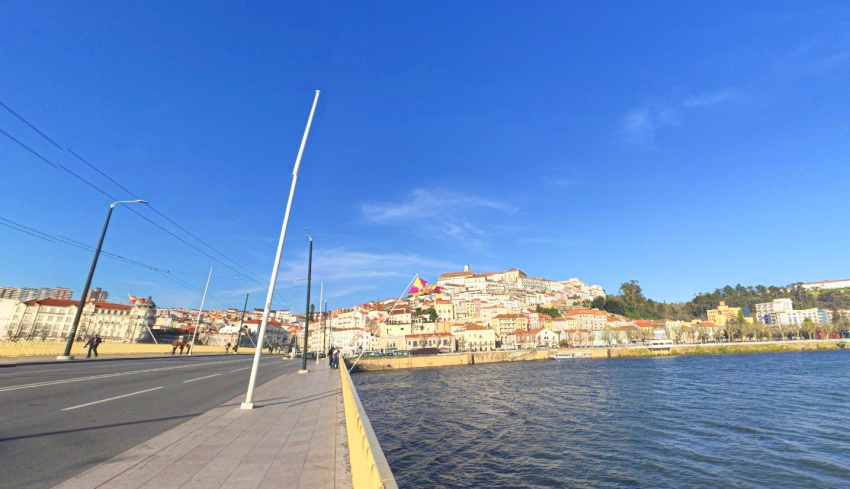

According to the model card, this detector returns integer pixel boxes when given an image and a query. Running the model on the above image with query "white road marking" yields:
[62,386,164,411]
[183,373,221,383]
[229,360,280,372]
[0,359,244,393]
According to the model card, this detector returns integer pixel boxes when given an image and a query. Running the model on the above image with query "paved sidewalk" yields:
[54,361,352,489]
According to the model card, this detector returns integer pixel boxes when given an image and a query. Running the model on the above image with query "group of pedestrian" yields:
[171,340,191,355]
[327,346,341,369]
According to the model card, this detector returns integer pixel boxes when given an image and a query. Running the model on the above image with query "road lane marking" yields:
[62,387,164,411]
[183,373,221,383]
[229,360,282,372]
[0,359,245,393]
[230,366,251,372]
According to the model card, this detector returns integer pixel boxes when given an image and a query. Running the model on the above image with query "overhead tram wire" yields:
[1,126,267,287]
[0,102,63,149]
[69,149,268,285]
[1,100,270,287]
[0,215,231,309]
[1,102,289,308]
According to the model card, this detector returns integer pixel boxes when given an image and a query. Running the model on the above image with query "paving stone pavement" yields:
[53,361,352,489]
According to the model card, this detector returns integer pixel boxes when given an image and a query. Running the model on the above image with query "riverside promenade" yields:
[53,360,352,489]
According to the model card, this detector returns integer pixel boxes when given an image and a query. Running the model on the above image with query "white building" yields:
[800,278,850,291]
[755,298,830,325]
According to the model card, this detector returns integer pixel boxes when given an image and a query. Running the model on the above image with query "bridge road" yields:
[0,355,301,489]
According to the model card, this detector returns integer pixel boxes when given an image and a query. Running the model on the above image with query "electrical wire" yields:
[0,215,230,308]
[1,101,290,308]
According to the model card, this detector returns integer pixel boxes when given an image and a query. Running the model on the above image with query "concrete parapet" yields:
[340,360,398,488]
[0,340,262,358]
[350,341,843,372]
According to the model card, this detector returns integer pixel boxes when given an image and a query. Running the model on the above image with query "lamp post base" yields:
[297,369,308,374]
[56,355,74,361]
[240,402,254,410]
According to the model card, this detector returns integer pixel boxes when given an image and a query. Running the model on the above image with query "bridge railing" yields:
[0,339,262,358]
[340,359,398,489]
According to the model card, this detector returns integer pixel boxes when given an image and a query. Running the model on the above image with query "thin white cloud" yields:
[623,108,655,145]
[682,90,732,107]
[622,89,733,145]
[360,188,518,247]
[274,248,457,304]
[361,188,517,223]
[279,248,455,284]
[550,178,578,187]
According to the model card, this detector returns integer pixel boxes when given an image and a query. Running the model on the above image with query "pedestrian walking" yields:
[225,342,231,354]
[179,342,185,355]
[85,334,102,358]
[185,343,191,355]
[331,348,340,369]
[171,340,181,355]
[327,346,334,367]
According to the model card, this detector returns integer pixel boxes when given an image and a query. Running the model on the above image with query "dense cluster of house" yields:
[3,270,843,353]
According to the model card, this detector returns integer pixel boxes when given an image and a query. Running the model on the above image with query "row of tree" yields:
[587,280,850,323]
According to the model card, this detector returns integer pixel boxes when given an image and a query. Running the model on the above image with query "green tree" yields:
[536,305,562,318]
[801,318,817,340]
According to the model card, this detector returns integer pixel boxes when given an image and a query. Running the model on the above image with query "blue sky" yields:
[2,1,849,312]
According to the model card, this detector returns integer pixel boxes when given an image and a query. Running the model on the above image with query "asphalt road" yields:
[0,354,305,489]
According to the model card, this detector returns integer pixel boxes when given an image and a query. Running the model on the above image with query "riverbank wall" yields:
[349,340,842,372]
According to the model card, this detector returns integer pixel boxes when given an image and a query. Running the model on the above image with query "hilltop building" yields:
[755,298,830,326]
[706,301,753,325]
[800,278,850,290]
[0,286,73,301]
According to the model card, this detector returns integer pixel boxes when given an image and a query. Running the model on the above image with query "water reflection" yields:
[354,351,850,488]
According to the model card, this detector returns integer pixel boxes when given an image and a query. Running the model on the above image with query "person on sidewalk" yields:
[171,340,182,355]
[331,348,340,369]
[85,334,102,358]
[328,346,334,367]
[179,342,185,355]
[185,343,191,355]
[225,342,231,354]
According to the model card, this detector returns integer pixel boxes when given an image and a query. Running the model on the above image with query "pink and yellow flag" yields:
[128,293,146,305]
[408,276,441,296]
[368,311,388,323]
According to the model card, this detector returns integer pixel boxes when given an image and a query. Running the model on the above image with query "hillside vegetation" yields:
[589,281,850,325]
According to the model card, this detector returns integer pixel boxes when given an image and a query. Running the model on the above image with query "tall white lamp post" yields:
[242,90,320,410]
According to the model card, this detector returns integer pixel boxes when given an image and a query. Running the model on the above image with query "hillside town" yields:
[2,268,846,356]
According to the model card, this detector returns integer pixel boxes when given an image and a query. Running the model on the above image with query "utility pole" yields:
[234,292,249,352]
[300,232,313,373]
[58,199,148,360]
[316,282,323,364]
[188,267,213,354]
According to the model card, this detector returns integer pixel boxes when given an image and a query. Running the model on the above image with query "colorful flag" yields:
[368,311,388,323]
[128,293,146,305]
[408,276,441,296]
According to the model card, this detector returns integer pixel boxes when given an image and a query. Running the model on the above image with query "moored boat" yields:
[552,351,591,359]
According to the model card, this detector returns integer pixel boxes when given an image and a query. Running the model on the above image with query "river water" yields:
[353,351,850,488]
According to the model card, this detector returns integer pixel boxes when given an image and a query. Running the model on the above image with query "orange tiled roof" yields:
[24,298,77,307]
[567,309,607,316]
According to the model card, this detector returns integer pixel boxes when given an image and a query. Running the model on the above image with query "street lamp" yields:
[300,230,313,373]
[58,199,148,360]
